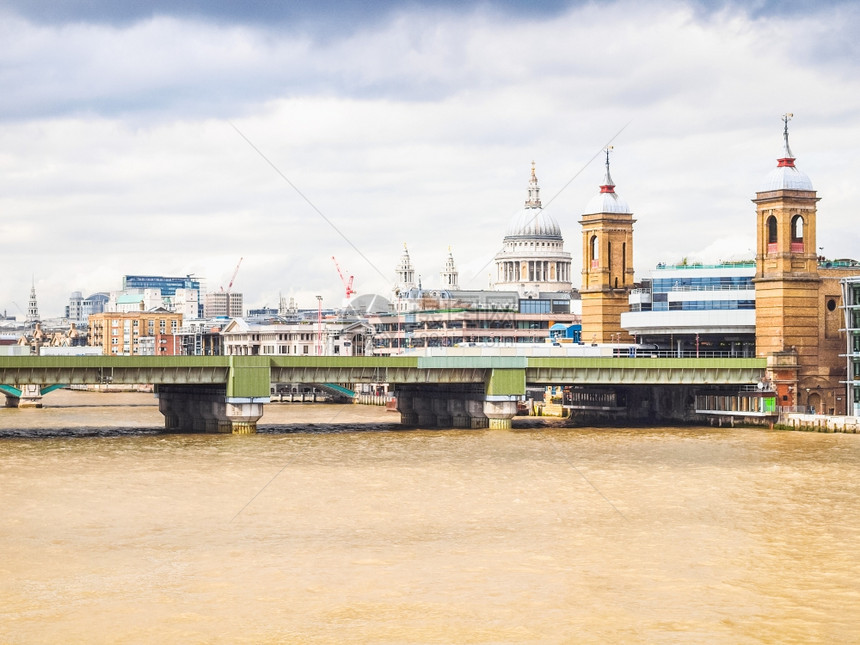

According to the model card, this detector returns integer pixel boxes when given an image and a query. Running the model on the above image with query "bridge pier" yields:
[393,385,516,429]
[447,397,471,428]
[394,390,419,425]
[464,398,489,429]
[483,397,519,430]
[224,399,266,434]
[432,396,453,428]
[16,384,43,408]
[156,386,265,434]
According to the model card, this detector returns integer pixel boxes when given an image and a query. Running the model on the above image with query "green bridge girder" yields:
[0,355,767,399]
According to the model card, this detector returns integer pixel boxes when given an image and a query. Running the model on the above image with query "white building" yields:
[166,288,199,320]
[621,262,757,356]
[221,318,372,357]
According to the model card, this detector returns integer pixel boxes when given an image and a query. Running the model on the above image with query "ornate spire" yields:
[777,112,796,168]
[395,242,416,294]
[26,277,39,323]
[441,246,459,290]
[525,161,542,208]
[600,146,616,194]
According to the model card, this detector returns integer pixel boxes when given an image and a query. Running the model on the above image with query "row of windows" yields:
[374,335,551,348]
[646,300,756,312]
[519,300,569,314]
[651,276,754,293]
[229,333,315,341]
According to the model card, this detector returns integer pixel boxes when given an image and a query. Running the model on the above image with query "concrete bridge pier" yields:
[432,395,453,428]
[483,396,519,430]
[447,396,471,428]
[394,389,419,426]
[464,398,490,429]
[413,395,437,427]
[224,399,265,434]
[156,386,265,434]
[17,384,43,408]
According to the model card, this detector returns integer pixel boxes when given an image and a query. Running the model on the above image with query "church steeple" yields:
[394,242,416,295]
[440,246,459,290]
[26,278,40,323]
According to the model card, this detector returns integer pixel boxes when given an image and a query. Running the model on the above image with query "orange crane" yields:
[331,256,355,300]
[221,257,243,292]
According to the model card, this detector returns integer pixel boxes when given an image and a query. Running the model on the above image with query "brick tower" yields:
[753,114,822,407]
[580,148,635,343]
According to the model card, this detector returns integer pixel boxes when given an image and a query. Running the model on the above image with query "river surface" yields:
[1,390,859,644]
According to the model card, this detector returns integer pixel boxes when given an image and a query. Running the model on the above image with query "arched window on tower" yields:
[767,216,778,254]
[590,235,599,269]
[791,214,804,253]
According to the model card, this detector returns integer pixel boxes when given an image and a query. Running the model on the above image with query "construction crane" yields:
[331,256,355,300]
[222,257,243,292]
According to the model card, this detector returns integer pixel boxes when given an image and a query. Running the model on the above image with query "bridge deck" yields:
[0,355,767,398]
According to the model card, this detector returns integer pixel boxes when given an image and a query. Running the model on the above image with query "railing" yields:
[779,405,809,415]
[667,284,753,293]
[655,262,755,270]
[613,350,754,359]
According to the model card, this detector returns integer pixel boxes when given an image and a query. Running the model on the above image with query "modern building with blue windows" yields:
[621,262,756,356]
[122,275,201,297]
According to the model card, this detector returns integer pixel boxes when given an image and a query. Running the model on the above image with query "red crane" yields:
[221,257,243,292]
[331,256,355,300]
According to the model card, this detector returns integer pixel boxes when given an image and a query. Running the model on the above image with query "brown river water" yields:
[1,390,859,644]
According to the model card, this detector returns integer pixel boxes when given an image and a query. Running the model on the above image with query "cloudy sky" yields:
[1,0,859,318]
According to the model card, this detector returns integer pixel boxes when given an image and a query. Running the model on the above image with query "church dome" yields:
[505,163,563,238]
[505,208,562,238]
[582,150,631,215]
[759,115,814,192]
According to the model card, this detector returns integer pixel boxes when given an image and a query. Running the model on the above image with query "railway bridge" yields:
[0,355,769,433]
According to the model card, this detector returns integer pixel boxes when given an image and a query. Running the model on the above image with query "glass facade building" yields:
[123,275,201,297]
[841,276,860,416]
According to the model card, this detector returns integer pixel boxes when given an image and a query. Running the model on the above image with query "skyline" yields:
[2,0,860,317]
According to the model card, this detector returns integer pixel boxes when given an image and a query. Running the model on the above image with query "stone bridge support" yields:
[156,385,266,434]
[394,367,524,430]
[1,384,44,408]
